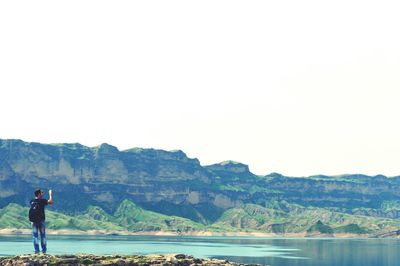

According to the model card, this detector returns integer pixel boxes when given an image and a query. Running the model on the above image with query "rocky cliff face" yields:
[0,139,223,222]
[1,139,400,223]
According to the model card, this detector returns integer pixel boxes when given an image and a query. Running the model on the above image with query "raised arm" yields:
[48,189,53,205]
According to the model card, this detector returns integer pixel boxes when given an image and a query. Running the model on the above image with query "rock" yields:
[0,254,264,266]
[193,258,203,264]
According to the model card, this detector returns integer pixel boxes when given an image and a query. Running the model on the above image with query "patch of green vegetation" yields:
[248,185,283,194]
[217,184,245,192]
[137,257,148,264]
[307,174,368,184]
[334,224,369,234]
[271,223,286,233]
[80,258,95,265]
[307,220,333,234]
[0,204,30,228]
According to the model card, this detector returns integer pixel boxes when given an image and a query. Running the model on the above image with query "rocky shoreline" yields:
[0,254,264,266]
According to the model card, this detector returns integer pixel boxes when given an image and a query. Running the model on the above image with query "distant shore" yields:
[0,228,383,238]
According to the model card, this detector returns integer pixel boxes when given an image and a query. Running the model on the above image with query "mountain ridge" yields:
[2,138,398,178]
[1,138,400,231]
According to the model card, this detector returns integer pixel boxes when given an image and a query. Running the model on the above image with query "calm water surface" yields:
[0,235,399,266]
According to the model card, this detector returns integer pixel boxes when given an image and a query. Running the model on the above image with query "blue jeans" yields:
[32,221,46,253]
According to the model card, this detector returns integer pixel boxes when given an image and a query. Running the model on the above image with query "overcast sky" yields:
[1,1,400,177]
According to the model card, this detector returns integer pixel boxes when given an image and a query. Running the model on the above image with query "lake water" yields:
[0,235,399,266]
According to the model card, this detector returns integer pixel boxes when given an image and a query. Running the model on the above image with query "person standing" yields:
[29,189,53,254]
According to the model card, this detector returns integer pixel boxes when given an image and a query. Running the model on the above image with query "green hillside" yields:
[2,200,400,236]
[112,200,204,231]
[0,200,203,232]
[213,201,400,235]
[0,203,123,231]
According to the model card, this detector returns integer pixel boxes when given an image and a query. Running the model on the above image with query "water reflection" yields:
[0,235,399,266]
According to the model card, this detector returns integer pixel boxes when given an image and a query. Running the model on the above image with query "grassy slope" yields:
[0,200,203,232]
[213,202,400,234]
[1,200,400,235]
[0,203,123,231]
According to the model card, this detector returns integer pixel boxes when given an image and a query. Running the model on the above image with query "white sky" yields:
[1,1,400,177]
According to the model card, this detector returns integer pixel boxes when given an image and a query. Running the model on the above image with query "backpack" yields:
[29,200,41,223]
